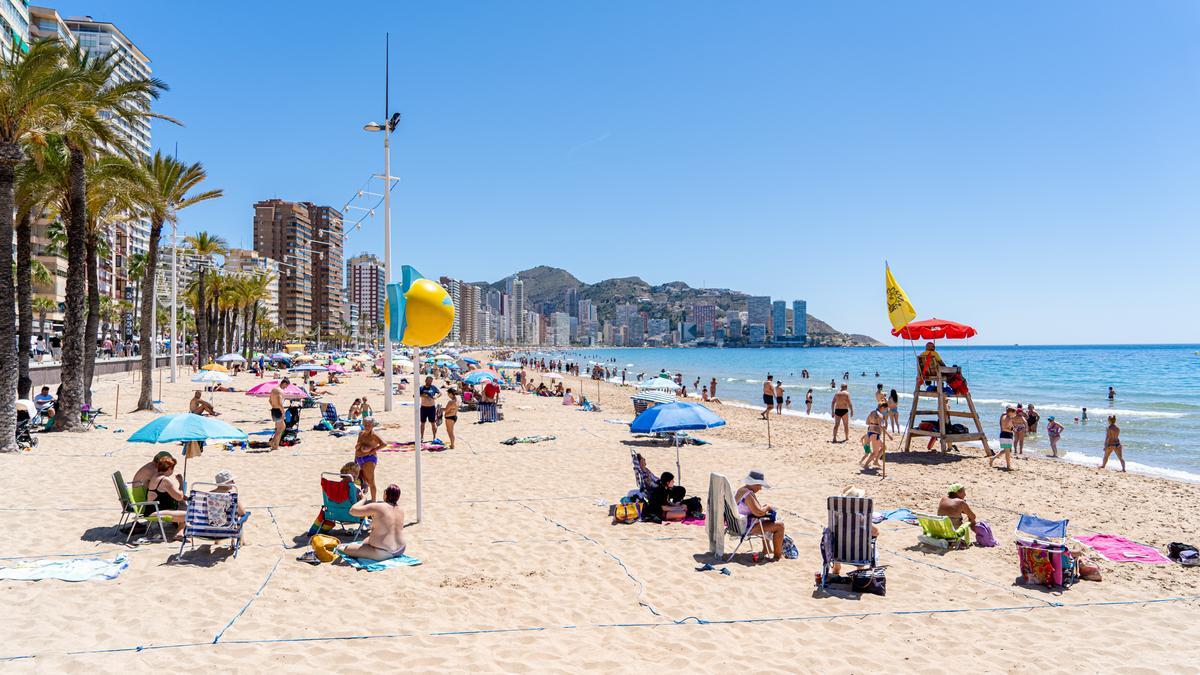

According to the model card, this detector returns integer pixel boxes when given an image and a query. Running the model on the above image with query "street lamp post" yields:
[170,222,177,383]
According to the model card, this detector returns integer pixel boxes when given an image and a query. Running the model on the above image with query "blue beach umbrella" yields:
[129,413,249,489]
[463,370,503,385]
[630,402,725,482]
[462,357,479,365]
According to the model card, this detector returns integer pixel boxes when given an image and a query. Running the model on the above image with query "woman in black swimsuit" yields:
[145,454,188,536]
[444,389,459,449]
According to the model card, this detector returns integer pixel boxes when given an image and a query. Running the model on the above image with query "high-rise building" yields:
[307,204,344,336]
[729,317,743,340]
[0,1,28,55]
[772,300,787,339]
[792,299,807,343]
[747,296,771,329]
[223,248,281,322]
[511,277,526,342]
[564,288,578,317]
[690,303,717,338]
[748,324,767,344]
[347,253,385,343]
[63,13,154,257]
[550,312,571,346]
[253,199,313,334]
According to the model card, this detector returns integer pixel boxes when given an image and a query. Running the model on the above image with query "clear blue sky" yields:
[57,2,1200,344]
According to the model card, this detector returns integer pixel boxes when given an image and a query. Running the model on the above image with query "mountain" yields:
[489,266,883,346]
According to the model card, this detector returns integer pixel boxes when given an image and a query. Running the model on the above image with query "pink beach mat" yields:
[1076,534,1171,564]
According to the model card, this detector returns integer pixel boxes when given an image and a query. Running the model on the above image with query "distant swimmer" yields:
[1108,386,1116,401]
[831,384,853,443]
[1081,407,1089,422]
[829,379,836,389]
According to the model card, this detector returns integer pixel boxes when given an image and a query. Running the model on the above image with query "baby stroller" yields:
[281,405,302,446]
[15,412,37,449]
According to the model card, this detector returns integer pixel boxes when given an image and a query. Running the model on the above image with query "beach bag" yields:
[973,521,997,547]
[614,502,642,524]
[662,504,687,521]
[917,420,938,431]
[781,535,799,560]
[849,567,886,596]
[948,423,969,435]
[1168,543,1200,566]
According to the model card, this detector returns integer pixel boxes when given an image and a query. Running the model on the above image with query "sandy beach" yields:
[3,360,1200,673]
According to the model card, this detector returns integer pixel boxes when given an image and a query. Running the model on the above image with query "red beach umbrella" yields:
[891,318,977,341]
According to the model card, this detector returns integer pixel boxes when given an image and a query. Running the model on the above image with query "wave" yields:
[968,398,1186,419]
[1056,451,1200,483]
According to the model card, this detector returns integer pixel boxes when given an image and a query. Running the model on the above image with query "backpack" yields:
[614,502,642,524]
[1168,542,1200,566]
[849,567,886,596]
[973,521,997,547]
[781,535,799,559]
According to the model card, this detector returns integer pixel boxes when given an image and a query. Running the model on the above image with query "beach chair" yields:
[112,471,172,543]
[479,401,498,423]
[704,473,771,562]
[915,512,971,550]
[178,483,250,558]
[820,495,876,588]
[1015,513,1076,588]
[310,472,368,539]
[630,449,656,501]
[81,405,103,430]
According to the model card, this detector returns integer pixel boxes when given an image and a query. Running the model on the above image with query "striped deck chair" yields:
[321,402,341,426]
[630,449,657,501]
[479,402,499,423]
[178,484,250,558]
[705,473,772,562]
[821,495,876,588]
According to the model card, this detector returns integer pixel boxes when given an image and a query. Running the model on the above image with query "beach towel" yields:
[0,554,128,581]
[1077,534,1171,564]
[873,508,918,524]
[336,551,422,571]
[604,419,633,425]
[383,440,446,452]
[664,516,706,527]
[501,435,556,445]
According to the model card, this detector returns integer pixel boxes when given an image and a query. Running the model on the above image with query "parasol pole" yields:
[675,433,682,485]
[413,345,423,523]
[766,412,772,448]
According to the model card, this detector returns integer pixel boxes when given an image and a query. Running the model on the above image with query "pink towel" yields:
[663,517,706,527]
[1076,534,1171,564]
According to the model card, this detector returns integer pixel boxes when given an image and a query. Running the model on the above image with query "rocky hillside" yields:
[486,266,883,346]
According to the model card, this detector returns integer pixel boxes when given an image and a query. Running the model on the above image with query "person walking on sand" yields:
[861,402,891,471]
[774,380,784,415]
[355,418,386,500]
[268,378,289,451]
[1100,415,1125,472]
[989,407,1014,470]
[419,376,441,441]
[887,389,901,433]
[805,389,813,415]
[831,384,853,443]
[444,389,459,449]
[1046,416,1064,457]
[760,375,775,420]
[339,484,407,561]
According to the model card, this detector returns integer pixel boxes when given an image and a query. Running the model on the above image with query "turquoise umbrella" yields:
[129,413,248,489]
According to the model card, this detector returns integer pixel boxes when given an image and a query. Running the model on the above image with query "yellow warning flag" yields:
[885,263,917,331]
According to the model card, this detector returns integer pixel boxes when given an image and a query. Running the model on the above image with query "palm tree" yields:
[185,231,226,365]
[133,153,222,411]
[32,296,57,351]
[55,44,171,429]
[126,250,147,335]
[0,40,99,448]
[15,156,55,399]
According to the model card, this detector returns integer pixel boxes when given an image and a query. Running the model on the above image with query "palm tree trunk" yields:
[56,146,88,431]
[38,309,48,347]
[136,217,163,410]
[195,268,208,366]
[0,145,20,451]
[83,231,100,405]
[16,210,33,399]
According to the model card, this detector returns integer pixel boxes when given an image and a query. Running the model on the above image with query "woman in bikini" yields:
[860,402,891,471]
[887,389,900,433]
[347,398,363,424]
[1100,415,1125,472]
[1012,405,1028,455]
[354,419,385,501]
[805,389,813,415]
[444,389,459,449]
[145,454,188,537]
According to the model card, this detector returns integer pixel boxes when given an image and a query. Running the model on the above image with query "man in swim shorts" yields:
[761,375,775,420]
[989,407,1015,470]
[269,378,289,451]
[831,384,853,443]
[419,376,441,441]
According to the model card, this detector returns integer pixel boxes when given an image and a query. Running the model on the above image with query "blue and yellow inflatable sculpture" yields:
[386,266,455,347]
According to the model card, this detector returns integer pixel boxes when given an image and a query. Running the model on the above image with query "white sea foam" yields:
[969,399,1186,419]
[1055,451,1200,483]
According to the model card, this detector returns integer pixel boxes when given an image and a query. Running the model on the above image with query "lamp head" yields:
[363,122,385,132]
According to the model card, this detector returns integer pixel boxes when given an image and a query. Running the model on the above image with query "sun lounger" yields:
[112,471,172,543]
[1015,513,1076,587]
[821,495,876,588]
[915,512,971,550]
[178,483,249,558]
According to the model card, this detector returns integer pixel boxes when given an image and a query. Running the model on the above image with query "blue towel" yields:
[336,551,422,571]
[876,508,917,523]
[0,554,128,581]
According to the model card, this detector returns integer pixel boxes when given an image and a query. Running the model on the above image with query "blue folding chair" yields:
[1015,513,1075,587]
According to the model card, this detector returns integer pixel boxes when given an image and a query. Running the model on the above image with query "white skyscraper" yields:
[512,277,526,342]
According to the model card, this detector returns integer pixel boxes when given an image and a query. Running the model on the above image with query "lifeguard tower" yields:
[894,319,991,455]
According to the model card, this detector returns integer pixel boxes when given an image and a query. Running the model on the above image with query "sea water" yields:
[564,345,1200,482]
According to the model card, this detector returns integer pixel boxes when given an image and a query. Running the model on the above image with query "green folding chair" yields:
[113,471,173,543]
[915,512,971,550]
